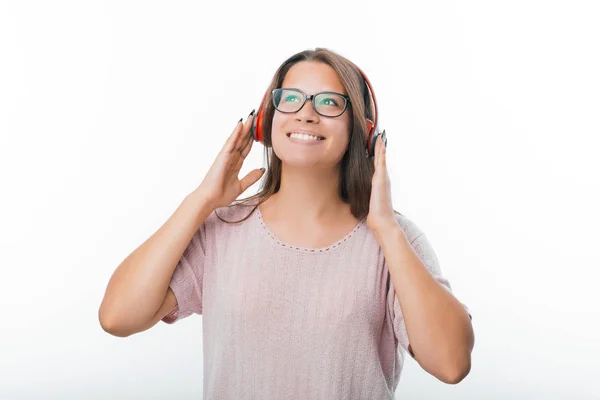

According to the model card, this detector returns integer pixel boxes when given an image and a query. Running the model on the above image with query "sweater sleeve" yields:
[161,221,208,324]
[386,222,472,358]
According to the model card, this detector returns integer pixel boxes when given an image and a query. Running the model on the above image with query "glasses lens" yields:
[272,89,348,117]
[314,92,347,117]
[273,88,304,113]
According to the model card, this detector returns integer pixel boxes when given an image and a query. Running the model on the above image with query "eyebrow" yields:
[281,87,348,96]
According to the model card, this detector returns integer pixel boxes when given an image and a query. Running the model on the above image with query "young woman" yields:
[99,48,474,399]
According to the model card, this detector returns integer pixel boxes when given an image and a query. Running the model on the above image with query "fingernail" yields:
[249,109,256,116]
[260,167,265,172]
[238,117,243,123]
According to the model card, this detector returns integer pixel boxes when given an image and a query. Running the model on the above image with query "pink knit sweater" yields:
[162,201,470,399]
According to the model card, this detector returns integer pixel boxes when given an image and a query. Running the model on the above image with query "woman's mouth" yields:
[286,132,325,141]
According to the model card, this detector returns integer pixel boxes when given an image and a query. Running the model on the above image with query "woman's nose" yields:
[294,99,320,123]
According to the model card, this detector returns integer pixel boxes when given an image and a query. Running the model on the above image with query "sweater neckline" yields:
[255,206,365,253]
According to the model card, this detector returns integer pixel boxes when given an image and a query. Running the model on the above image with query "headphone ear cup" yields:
[365,118,375,157]
[369,132,379,158]
[366,119,374,137]
[251,108,263,143]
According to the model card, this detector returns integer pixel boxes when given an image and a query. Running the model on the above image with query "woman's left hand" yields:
[366,131,398,234]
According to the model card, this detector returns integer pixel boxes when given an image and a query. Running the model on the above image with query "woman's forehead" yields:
[282,61,347,95]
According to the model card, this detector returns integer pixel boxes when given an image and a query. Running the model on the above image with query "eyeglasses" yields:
[271,88,351,118]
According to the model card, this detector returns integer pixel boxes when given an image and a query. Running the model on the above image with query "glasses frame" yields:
[271,88,351,118]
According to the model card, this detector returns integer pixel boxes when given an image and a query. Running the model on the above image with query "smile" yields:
[286,132,325,141]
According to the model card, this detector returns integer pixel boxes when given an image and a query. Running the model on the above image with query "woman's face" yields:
[271,61,353,169]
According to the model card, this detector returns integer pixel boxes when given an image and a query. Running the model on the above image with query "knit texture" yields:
[162,201,471,399]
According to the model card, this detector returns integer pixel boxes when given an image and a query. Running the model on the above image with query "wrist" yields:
[186,189,216,216]
[372,221,406,247]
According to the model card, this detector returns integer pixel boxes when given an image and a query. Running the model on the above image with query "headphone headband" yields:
[355,65,379,136]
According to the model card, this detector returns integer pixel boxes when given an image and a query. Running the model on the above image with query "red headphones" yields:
[250,65,381,158]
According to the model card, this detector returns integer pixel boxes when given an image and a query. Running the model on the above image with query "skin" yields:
[260,61,360,247]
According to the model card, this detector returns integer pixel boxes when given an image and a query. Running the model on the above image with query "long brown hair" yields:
[216,47,399,224]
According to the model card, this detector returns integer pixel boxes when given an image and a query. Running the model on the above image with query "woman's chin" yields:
[278,155,343,171]
[273,144,346,169]
[279,157,324,169]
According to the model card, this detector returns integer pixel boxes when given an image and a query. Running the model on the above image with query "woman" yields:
[99,48,474,399]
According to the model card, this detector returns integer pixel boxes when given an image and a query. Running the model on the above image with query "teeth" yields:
[289,132,322,141]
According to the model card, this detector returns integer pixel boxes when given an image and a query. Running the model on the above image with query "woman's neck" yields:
[263,164,350,223]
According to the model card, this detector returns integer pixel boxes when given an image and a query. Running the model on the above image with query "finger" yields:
[234,110,256,152]
[223,118,244,153]
[239,168,265,192]
[378,131,387,165]
[240,120,255,151]
[380,134,387,168]
[240,132,254,159]
[374,134,383,171]
[232,139,253,173]
[234,139,254,172]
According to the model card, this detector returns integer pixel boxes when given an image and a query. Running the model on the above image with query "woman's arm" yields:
[98,189,214,337]
[375,224,475,384]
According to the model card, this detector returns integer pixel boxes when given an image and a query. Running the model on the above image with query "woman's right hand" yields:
[194,111,265,209]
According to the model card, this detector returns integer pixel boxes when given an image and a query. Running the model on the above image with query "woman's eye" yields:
[284,95,300,102]
[319,97,338,106]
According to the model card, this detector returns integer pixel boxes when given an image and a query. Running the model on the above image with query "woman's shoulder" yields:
[393,212,427,244]
[206,198,259,228]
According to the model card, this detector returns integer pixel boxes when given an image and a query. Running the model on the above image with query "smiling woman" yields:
[99,47,473,399]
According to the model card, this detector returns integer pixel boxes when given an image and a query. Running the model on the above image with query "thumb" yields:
[239,168,266,192]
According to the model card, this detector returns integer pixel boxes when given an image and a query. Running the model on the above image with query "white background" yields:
[1,1,599,399]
